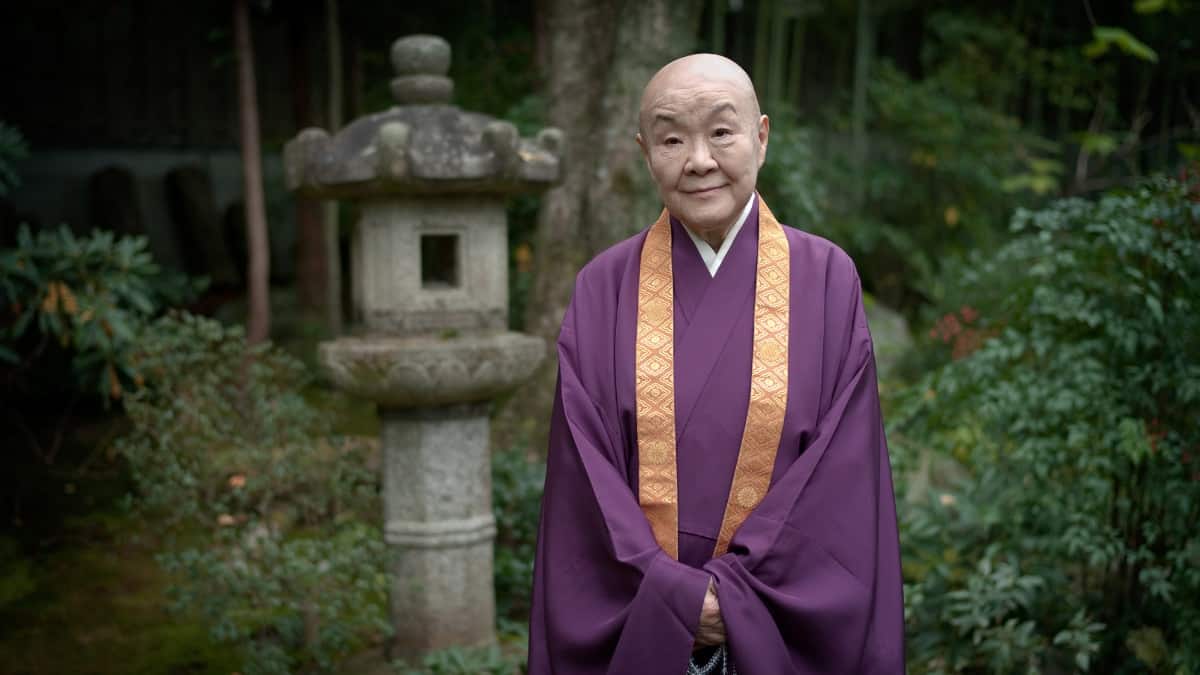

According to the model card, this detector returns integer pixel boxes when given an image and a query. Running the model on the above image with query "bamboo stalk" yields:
[711,0,726,53]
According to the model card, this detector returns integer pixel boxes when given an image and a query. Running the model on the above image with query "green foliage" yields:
[116,312,389,674]
[503,93,548,139]
[503,93,547,331]
[781,11,1072,308]
[0,537,35,611]
[1084,26,1159,62]
[756,120,827,231]
[893,176,1200,673]
[492,446,545,624]
[0,121,28,197]
[0,224,203,401]
[1134,0,1169,12]
[395,644,522,675]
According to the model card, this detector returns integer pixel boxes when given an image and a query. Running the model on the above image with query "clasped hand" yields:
[694,576,726,650]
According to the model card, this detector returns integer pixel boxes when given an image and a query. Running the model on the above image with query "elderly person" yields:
[527,54,904,674]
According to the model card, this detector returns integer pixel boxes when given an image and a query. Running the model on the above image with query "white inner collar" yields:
[681,194,756,277]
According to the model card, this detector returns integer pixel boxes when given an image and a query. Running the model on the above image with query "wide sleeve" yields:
[527,287,712,675]
[702,277,905,674]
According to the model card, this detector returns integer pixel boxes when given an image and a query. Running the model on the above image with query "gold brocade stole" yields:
[635,197,790,559]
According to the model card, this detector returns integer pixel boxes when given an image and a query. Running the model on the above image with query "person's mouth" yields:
[684,185,726,195]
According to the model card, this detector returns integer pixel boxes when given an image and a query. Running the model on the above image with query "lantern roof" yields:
[284,34,562,198]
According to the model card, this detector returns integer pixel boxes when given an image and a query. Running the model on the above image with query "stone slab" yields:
[380,405,496,657]
[319,331,545,407]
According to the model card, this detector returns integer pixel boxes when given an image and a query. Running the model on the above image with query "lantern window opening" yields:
[420,232,462,290]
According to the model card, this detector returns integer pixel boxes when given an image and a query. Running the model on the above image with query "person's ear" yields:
[756,115,770,168]
[636,132,652,171]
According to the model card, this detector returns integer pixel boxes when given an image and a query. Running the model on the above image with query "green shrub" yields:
[756,119,827,233]
[116,312,389,674]
[767,11,1075,311]
[491,446,544,628]
[892,175,1200,673]
[0,121,28,197]
[0,536,35,611]
[394,644,522,675]
[0,224,202,401]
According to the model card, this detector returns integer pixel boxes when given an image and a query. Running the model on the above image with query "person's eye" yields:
[713,128,732,138]
[664,136,683,146]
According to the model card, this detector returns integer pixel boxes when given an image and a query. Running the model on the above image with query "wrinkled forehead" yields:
[644,94,740,134]
[638,58,758,131]
[647,76,744,107]
[640,70,758,131]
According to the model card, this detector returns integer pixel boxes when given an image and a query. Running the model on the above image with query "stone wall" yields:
[11,149,295,281]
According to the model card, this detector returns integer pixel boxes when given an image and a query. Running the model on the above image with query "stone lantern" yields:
[283,34,561,659]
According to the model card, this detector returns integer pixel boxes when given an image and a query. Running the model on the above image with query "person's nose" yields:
[683,140,717,175]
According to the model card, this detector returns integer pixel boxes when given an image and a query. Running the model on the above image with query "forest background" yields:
[1,0,1198,673]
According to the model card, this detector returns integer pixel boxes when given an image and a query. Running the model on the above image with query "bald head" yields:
[639,54,761,137]
[635,53,770,240]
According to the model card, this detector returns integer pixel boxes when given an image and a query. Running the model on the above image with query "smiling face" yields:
[636,55,769,236]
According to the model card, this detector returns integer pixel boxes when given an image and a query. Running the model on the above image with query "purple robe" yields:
[527,200,904,674]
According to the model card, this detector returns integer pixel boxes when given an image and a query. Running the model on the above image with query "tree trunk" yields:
[585,0,705,252]
[234,0,271,344]
[752,0,772,98]
[850,0,873,207]
[785,15,807,108]
[711,0,726,53]
[766,0,788,110]
[349,34,364,120]
[534,0,551,77]
[289,1,328,316]
[1028,3,1051,134]
[496,0,703,452]
[1156,22,1176,173]
[324,0,344,333]
[523,0,616,349]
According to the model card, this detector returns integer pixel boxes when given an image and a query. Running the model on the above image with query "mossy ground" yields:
[0,359,379,674]
[0,414,243,674]
[0,524,243,674]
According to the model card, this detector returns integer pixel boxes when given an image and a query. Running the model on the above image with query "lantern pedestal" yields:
[381,404,495,656]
